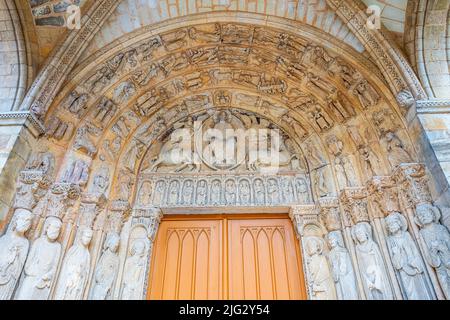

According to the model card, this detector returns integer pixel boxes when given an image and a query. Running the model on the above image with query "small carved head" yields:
[415,203,441,227]
[105,232,120,253]
[385,212,407,235]
[14,208,33,234]
[130,239,147,257]
[396,90,415,110]
[80,228,94,247]
[326,231,344,249]
[45,217,62,241]
[306,237,324,256]
[351,222,372,244]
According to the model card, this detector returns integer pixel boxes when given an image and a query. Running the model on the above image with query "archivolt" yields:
[36,21,418,204]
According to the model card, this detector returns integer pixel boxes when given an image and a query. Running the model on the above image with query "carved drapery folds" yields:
[340,187,395,300]
[290,205,336,300]
[317,198,359,300]
[392,164,450,299]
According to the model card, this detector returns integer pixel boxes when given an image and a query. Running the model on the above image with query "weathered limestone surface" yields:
[0,0,449,301]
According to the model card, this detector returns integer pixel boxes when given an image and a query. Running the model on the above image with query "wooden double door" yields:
[148,215,306,300]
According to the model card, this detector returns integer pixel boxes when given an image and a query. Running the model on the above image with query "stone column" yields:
[394,163,449,299]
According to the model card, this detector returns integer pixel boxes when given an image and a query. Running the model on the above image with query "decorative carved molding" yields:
[326,0,426,100]
[41,183,81,221]
[78,192,107,229]
[139,174,312,208]
[417,99,450,114]
[0,111,46,136]
[13,170,52,211]
[131,207,163,241]
[289,205,322,237]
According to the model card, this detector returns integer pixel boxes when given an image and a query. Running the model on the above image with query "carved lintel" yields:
[289,205,321,237]
[107,200,131,233]
[131,207,163,241]
[393,163,432,209]
[367,176,400,217]
[318,197,342,232]
[44,183,81,221]
[339,187,369,226]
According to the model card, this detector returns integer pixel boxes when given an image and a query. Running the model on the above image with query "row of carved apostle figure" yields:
[0,208,151,300]
[304,204,450,300]
[0,203,449,300]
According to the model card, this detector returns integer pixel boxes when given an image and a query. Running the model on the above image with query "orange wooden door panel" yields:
[148,219,223,300]
[228,218,306,300]
[148,215,306,300]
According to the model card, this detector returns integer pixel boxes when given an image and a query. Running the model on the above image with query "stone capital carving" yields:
[318,198,342,232]
[107,200,131,233]
[131,207,163,241]
[13,170,52,211]
[43,183,81,221]
[393,163,432,208]
[339,188,369,226]
[78,192,107,229]
[289,205,322,237]
[367,176,400,217]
